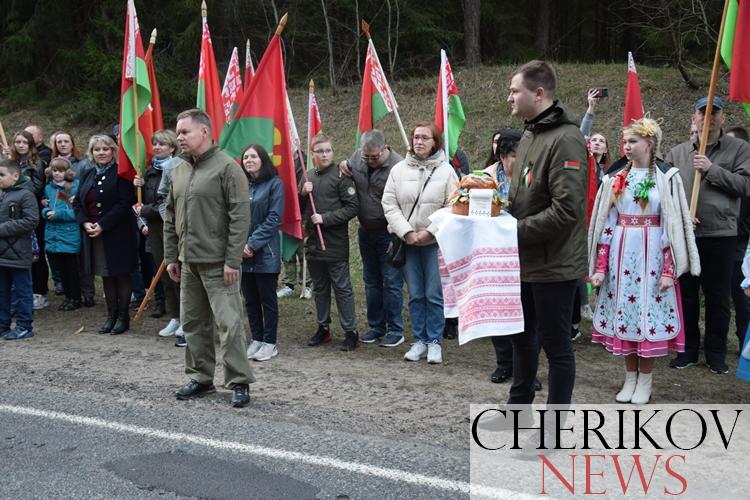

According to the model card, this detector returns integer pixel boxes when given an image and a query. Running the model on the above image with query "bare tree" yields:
[614,0,719,89]
[355,0,361,81]
[321,0,337,92]
[385,0,400,76]
[535,0,551,56]
[463,0,481,67]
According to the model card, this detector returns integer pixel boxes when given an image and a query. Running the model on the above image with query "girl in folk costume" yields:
[588,118,700,404]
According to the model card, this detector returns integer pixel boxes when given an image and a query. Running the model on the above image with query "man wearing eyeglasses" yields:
[339,129,405,347]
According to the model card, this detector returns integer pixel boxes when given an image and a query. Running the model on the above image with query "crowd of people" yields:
[2,59,750,408]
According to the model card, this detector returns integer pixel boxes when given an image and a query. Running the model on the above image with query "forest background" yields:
[0,0,744,160]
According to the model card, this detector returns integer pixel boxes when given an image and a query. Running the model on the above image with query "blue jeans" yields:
[358,227,404,336]
[402,243,444,343]
[0,266,33,332]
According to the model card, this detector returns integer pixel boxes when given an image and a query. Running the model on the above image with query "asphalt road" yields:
[0,382,480,499]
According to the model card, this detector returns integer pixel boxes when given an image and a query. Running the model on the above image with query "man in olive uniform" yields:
[164,109,254,408]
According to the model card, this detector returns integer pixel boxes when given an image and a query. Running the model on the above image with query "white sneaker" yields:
[32,294,49,310]
[276,286,294,298]
[246,340,263,359]
[254,342,278,361]
[427,342,443,364]
[404,341,427,361]
[301,287,312,300]
[158,318,180,337]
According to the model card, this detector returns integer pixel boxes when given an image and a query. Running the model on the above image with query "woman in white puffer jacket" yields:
[382,121,458,364]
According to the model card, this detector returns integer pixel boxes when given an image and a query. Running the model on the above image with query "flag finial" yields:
[150,28,157,45]
[246,39,250,51]
[361,20,371,40]
[309,80,315,93]
[275,13,288,35]
[201,0,207,17]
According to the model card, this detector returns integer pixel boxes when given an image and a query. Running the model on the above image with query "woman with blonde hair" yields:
[74,134,138,335]
[588,117,700,404]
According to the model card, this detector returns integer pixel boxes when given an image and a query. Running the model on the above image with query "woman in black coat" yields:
[74,134,138,334]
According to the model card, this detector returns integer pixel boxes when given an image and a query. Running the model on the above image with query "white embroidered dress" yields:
[591,167,685,357]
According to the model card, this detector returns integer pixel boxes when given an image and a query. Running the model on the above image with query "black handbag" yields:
[386,234,406,267]
[386,167,437,268]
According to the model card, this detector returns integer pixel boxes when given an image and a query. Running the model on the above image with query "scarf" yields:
[95,160,115,176]
[151,156,172,171]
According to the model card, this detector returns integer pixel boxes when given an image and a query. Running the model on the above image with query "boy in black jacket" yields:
[0,159,40,339]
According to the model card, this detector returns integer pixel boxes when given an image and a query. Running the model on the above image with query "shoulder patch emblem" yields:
[563,161,581,171]
[347,186,356,196]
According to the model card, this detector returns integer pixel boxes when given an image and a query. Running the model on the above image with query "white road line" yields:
[0,403,540,499]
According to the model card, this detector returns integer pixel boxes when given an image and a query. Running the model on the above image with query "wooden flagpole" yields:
[0,120,8,150]
[361,20,410,151]
[690,0,732,217]
[304,79,326,251]
[134,260,166,322]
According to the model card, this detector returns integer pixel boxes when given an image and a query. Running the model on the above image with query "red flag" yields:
[244,39,255,92]
[356,40,397,147]
[308,83,323,147]
[434,50,466,160]
[221,47,244,124]
[144,28,163,132]
[219,35,303,246]
[622,52,644,154]
[722,0,750,109]
[118,0,153,181]
[196,12,224,142]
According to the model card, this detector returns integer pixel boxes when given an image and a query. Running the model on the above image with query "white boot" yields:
[631,372,653,404]
[615,371,638,403]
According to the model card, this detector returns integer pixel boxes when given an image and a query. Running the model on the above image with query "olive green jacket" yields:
[164,146,250,269]
[509,102,589,282]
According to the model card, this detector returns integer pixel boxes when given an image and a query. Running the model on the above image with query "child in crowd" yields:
[588,118,700,404]
[42,158,81,311]
[300,135,360,351]
[0,159,40,339]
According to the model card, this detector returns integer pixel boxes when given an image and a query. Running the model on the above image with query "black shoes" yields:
[341,330,359,351]
[307,325,332,346]
[490,367,512,384]
[110,311,130,335]
[175,380,216,400]
[83,296,96,308]
[58,299,81,311]
[443,318,458,340]
[709,360,729,375]
[150,301,166,318]
[231,384,251,407]
[99,314,116,334]
[174,334,187,347]
[669,354,698,369]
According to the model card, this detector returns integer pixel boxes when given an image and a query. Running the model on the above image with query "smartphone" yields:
[594,87,609,98]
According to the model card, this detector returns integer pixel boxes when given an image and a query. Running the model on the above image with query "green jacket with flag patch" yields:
[301,164,359,262]
[164,146,250,270]
[509,102,589,282]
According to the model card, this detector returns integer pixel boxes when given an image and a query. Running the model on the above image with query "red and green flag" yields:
[197,7,224,142]
[434,49,465,161]
[356,39,397,148]
[144,28,163,132]
[219,34,302,260]
[118,0,153,182]
[721,0,750,117]
[221,46,244,124]
[307,81,323,170]
[244,39,255,92]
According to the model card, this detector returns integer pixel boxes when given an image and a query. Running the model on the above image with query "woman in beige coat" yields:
[382,121,458,364]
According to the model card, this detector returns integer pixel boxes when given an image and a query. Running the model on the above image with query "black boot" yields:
[99,312,116,334]
[150,300,166,318]
[111,310,130,335]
